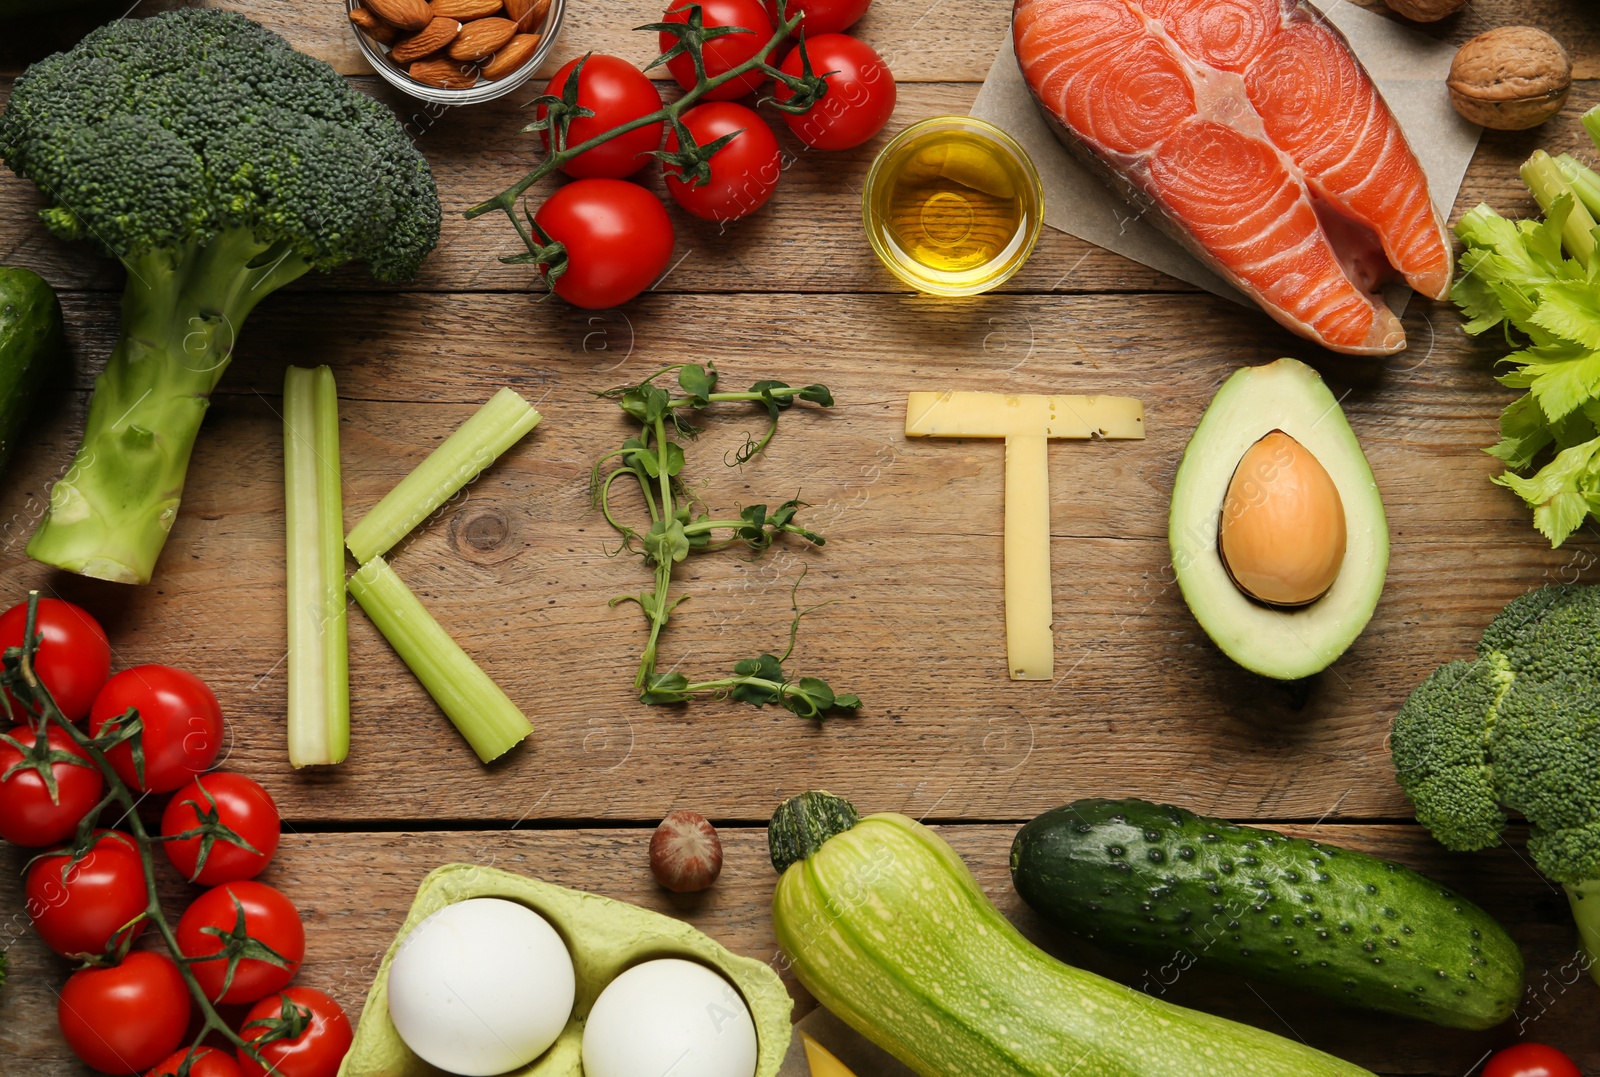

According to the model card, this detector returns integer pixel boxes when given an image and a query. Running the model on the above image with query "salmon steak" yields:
[1013,0,1451,355]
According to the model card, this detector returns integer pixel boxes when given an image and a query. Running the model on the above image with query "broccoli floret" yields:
[1390,584,1600,983]
[0,9,440,583]
[1392,657,1510,851]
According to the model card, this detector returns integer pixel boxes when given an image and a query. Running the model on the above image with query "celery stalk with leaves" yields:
[1453,111,1600,546]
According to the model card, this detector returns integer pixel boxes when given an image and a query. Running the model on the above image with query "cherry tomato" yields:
[235,987,354,1077]
[764,0,871,35]
[663,102,783,221]
[0,722,103,847]
[660,0,774,101]
[162,772,281,885]
[0,597,111,722]
[147,1046,244,1077]
[25,829,147,958]
[774,33,896,150]
[89,665,224,794]
[58,950,191,1074]
[176,880,304,1005]
[1483,1044,1582,1077]
[533,179,675,309]
[539,55,664,179]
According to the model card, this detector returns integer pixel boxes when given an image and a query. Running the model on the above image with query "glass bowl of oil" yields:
[862,116,1044,297]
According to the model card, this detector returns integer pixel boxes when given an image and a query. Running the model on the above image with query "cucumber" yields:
[770,791,1376,1077]
[0,266,65,479]
[1010,799,1523,1030]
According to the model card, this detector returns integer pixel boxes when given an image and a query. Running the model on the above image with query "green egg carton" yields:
[338,863,793,1077]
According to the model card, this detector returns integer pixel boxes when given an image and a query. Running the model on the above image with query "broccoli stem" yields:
[25,228,309,583]
[1564,881,1600,986]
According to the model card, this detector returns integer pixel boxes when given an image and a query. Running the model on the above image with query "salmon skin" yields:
[1013,0,1452,355]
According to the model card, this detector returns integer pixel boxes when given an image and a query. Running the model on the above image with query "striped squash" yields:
[768,791,1375,1077]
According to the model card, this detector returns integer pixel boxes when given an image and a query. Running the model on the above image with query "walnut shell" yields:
[1448,27,1572,130]
[1383,0,1466,22]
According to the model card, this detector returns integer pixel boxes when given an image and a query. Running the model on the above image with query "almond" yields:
[391,16,461,64]
[410,56,480,89]
[505,0,550,32]
[448,16,518,61]
[349,6,400,45]
[430,0,503,18]
[481,33,541,80]
[364,0,431,32]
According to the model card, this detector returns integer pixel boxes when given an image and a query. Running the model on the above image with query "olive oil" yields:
[863,118,1043,296]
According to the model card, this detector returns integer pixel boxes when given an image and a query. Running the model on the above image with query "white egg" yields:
[386,897,575,1076]
[581,958,759,1077]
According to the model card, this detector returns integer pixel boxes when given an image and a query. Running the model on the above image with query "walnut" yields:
[1383,0,1466,22]
[1448,27,1572,131]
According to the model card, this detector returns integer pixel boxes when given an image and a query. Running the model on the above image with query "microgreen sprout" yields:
[592,363,861,717]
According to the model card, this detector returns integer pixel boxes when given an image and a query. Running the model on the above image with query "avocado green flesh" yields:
[1011,800,1524,1031]
[1169,358,1388,680]
[338,864,792,1077]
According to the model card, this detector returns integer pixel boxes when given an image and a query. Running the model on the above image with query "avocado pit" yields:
[1218,430,1347,608]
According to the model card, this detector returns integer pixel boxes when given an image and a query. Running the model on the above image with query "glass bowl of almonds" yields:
[346,0,563,104]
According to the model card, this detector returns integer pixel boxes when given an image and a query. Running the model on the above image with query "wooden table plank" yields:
[1,824,1592,1077]
[0,289,1590,825]
[0,69,1596,299]
[5,0,1591,81]
[2,2,1599,1074]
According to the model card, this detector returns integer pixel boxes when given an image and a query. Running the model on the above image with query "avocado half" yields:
[1168,358,1388,680]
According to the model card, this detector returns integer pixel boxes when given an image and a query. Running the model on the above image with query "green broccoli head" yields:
[0,7,440,279]
[1391,657,1510,851]
[1393,584,1600,884]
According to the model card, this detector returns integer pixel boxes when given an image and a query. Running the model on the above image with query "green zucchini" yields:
[769,790,1376,1077]
[1010,799,1523,1030]
[0,266,64,479]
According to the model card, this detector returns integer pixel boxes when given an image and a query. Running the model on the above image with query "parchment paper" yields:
[968,0,1482,311]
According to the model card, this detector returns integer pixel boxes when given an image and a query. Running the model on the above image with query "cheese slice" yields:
[906,391,1146,681]
[801,1033,861,1077]
[906,391,1145,439]
[1005,434,1053,679]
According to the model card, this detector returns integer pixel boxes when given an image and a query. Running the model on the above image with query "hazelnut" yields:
[649,809,723,893]
[1383,0,1466,21]
[1448,27,1572,131]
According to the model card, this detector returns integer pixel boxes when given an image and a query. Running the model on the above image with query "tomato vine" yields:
[464,0,830,276]
[0,593,303,1074]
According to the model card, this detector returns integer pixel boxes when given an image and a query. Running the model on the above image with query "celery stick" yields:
[1554,153,1600,222]
[1522,149,1597,269]
[346,388,540,564]
[283,366,349,768]
[347,557,532,763]
[1583,104,1600,156]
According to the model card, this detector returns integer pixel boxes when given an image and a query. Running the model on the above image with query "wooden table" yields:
[3,1,1599,1074]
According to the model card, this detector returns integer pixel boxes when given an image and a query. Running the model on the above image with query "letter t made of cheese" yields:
[905,391,1145,681]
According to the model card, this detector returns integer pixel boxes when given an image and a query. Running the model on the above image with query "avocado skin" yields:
[1010,798,1523,1030]
[0,266,64,480]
